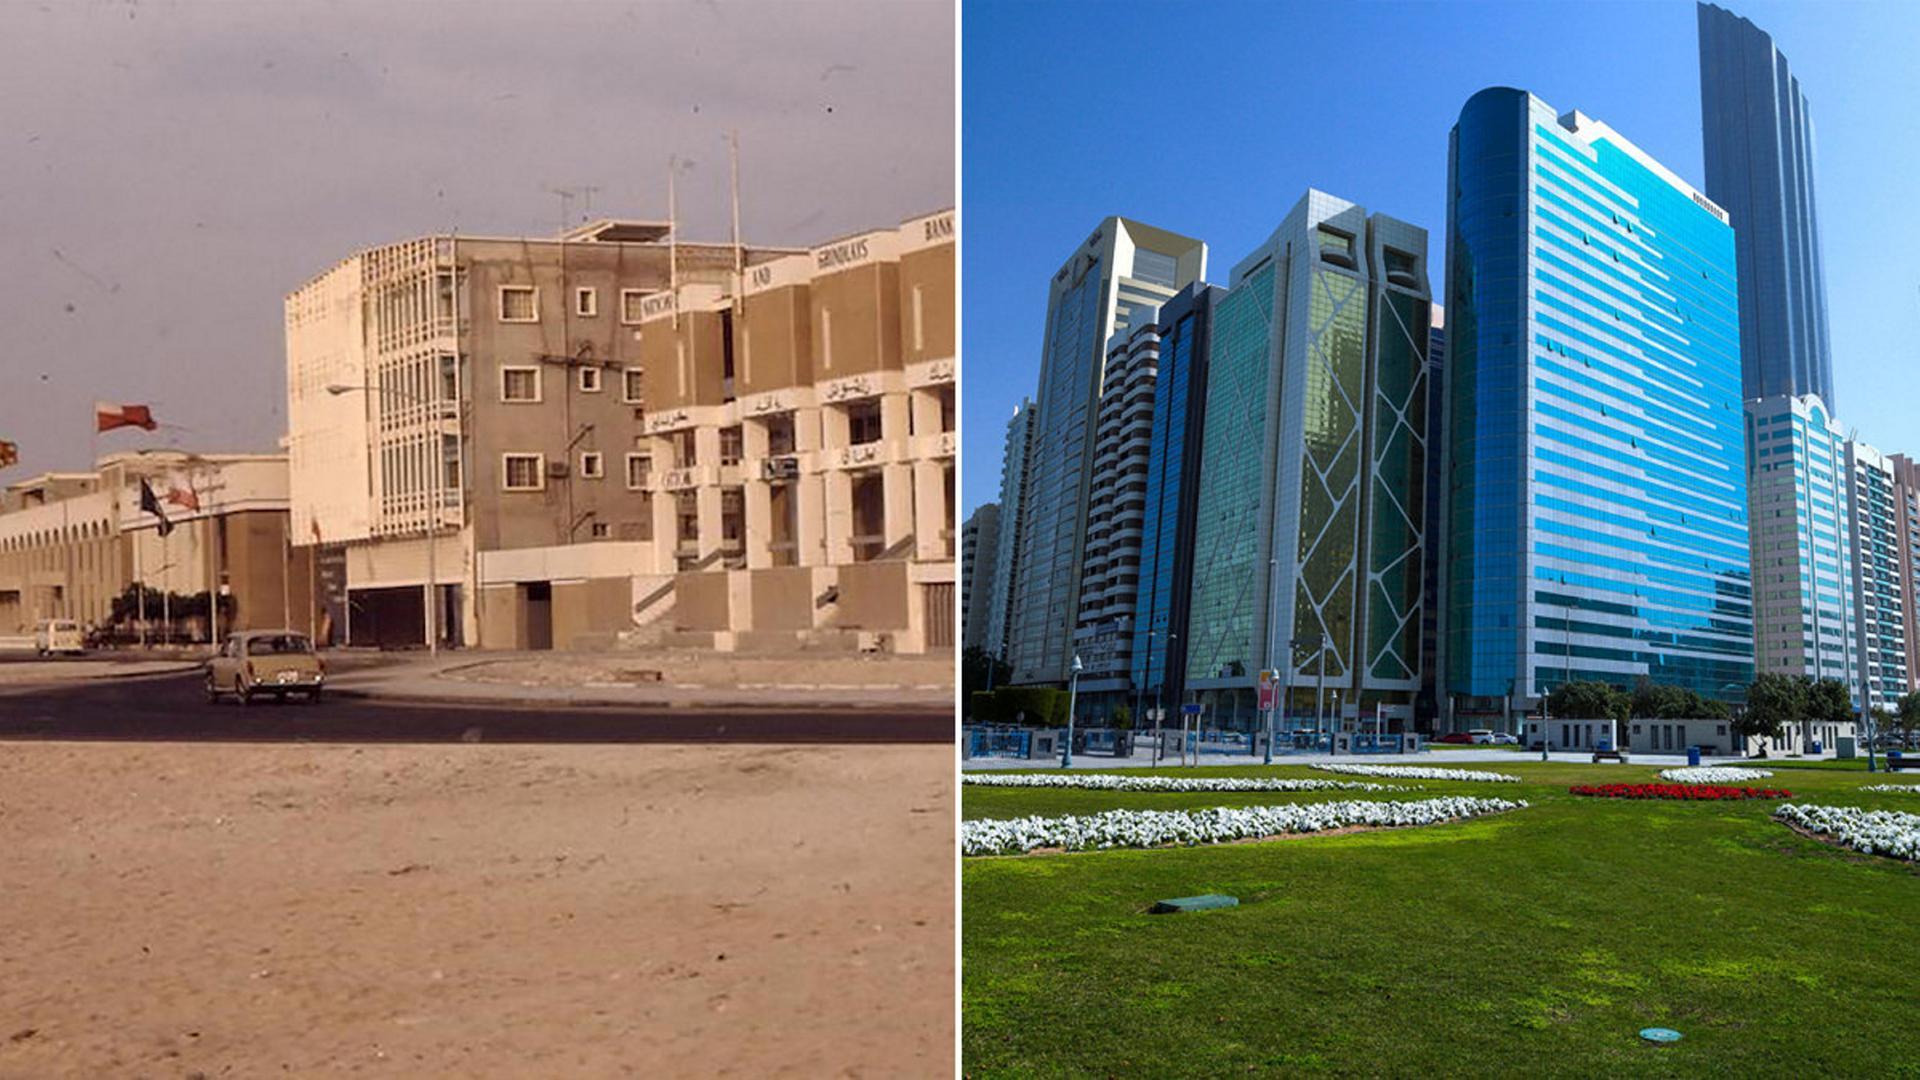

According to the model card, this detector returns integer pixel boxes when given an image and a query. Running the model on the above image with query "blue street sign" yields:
[1182,704,1203,716]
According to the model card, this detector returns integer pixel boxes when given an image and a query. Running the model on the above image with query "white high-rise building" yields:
[1744,394,1856,689]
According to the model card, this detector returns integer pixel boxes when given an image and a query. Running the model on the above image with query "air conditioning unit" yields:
[761,455,800,481]
[547,461,570,479]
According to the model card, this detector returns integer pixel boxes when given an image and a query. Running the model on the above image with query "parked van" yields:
[34,619,85,656]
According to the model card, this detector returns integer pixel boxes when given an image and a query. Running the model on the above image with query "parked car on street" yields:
[1489,732,1519,745]
[205,630,325,704]
[1468,728,1496,744]
[34,619,85,656]
[1435,732,1475,744]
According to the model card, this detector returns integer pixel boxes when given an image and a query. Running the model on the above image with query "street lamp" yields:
[1063,654,1084,768]
[327,382,445,656]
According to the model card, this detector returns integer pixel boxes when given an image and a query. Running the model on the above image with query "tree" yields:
[1806,677,1854,727]
[1548,680,1628,725]
[961,646,1010,702]
[1899,691,1920,741]
[1110,704,1133,731]
[1738,673,1805,744]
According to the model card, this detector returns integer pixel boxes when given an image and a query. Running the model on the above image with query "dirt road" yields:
[0,741,952,1077]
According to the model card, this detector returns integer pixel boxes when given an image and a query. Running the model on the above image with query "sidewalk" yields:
[961,745,1752,770]
[0,657,203,687]
[327,649,953,710]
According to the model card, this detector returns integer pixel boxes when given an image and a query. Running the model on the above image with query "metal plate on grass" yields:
[1150,894,1238,914]
[1639,1028,1682,1044]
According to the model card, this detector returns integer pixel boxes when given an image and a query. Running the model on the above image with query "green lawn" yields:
[963,760,1920,1077]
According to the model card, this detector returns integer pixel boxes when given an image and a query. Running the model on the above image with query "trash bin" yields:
[1686,746,1702,767]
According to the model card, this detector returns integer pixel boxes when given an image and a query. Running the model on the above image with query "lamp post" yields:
[1063,654,1083,768]
[327,382,442,656]
[1134,628,1153,749]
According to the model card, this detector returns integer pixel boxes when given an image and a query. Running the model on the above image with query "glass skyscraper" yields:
[1698,2,1835,407]
[1003,219,1205,686]
[1443,88,1754,718]
[1128,282,1222,721]
[1185,190,1433,726]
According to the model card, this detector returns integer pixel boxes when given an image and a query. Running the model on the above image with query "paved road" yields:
[0,672,952,745]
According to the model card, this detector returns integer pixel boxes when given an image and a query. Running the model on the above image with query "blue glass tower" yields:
[1698,2,1834,407]
[1128,281,1221,719]
[1442,88,1754,719]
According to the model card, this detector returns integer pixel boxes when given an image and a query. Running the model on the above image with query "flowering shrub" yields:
[1313,763,1520,784]
[1775,803,1920,862]
[1570,783,1793,801]
[1860,784,1920,794]
[961,773,1411,794]
[961,796,1527,856]
[1658,766,1774,784]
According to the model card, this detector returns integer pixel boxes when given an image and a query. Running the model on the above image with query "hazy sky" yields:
[0,0,952,476]
[962,0,1920,515]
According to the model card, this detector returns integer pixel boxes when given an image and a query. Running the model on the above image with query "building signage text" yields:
[815,237,873,273]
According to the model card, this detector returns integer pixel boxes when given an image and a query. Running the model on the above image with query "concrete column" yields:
[910,387,943,443]
[883,462,914,553]
[695,423,725,565]
[913,458,947,561]
[742,415,774,570]
[823,470,854,565]
[647,433,678,574]
[795,408,829,568]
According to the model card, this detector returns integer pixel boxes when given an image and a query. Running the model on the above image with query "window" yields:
[819,306,833,370]
[502,453,545,491]
[848,399,883,445]
[911,284,925,351]
[621,289,648,324]
[578,366,602,393]
[575,287,598,317]
[500,366,541,403]
[589,521,611,539]
[623,367,644,403]
[720,425,743,466]
[498,286,537,322]
[580,451,604,479]
[625,452,651,490]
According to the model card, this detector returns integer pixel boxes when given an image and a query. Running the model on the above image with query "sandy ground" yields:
[0,741,953,1077]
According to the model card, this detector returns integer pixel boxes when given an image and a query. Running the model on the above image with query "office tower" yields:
[1846,440,1908,711]
[1071,317,1161,715]
[1889,454,1920,693]
[961,503,1000,651]
[1745,395,1856,690]
[1698,2,1835,406]
[1443,89,1753,726]
[1004,219,1206,685]
[983,398,1035,662]
[1129,282,1223,723]
[1419,306,1446,725]
[1184,190,1432,728]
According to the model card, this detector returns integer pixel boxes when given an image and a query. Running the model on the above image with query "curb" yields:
[324,685,951,712]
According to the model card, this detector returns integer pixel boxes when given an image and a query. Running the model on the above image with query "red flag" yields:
[165,484,200,512]
[96,402,158,433]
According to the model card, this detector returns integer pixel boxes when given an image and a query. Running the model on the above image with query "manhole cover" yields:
[1640,1028,1682,1044]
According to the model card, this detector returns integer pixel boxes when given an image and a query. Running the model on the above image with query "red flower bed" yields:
[1570,783,1793,801]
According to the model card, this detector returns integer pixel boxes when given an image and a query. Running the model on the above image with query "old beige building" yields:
[0,452,315,641]
[287,210,954,653]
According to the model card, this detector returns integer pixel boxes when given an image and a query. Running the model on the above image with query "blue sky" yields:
[961,0,1920,515]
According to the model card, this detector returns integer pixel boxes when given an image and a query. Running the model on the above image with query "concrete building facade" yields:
[629,210,957,654]
[981,399,1035,665]
[1745,394,1856,689]
[961,502,999,652]
[1072,312,1160,715]
[285,210,954,653]
[0,452,315,641]
[1846,439,1908,711]
[1889,453,1920,693]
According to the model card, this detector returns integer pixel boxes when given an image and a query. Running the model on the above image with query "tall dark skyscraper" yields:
[1698,1,1835,407]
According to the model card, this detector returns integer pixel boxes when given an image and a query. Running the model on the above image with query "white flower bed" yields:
[1775,803,1920,862]
[961,796,1527,857]
[961,773,1411,794]
[1860,784,1920,794]
[1658,766,1774,784]
[1312,763,1520,784]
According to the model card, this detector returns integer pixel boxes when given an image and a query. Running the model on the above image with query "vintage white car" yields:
[205,630,325,704]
